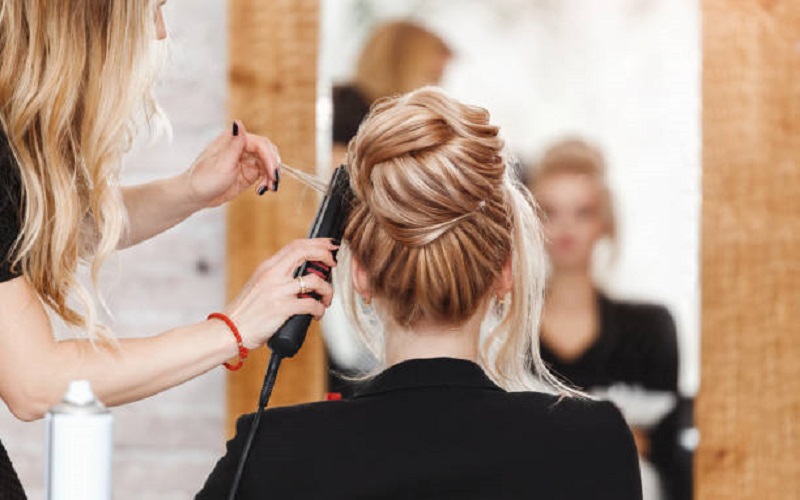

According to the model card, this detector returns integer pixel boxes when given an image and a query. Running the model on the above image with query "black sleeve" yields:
[563,399,643,499]
[596,401,644,500]
[195,413,255,500]
[0,134,22,283]
[639,305,679,392]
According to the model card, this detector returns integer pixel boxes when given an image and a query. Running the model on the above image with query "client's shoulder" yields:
[232,398,367,436]
[505,392,637,462]
[503,391,632,436]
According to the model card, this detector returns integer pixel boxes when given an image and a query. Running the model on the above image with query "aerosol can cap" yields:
[49,380,108,415]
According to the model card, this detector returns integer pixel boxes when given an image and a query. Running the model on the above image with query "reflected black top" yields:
[540,293,679,392]
[0,131,26,499]
[198,357,642,499]
[0,130,22,283]
[332,84,371,145]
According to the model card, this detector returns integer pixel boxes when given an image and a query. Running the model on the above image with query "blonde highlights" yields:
[0,0,165,339]
[341,88,579,395]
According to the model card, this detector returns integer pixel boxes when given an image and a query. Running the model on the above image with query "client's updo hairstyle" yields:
[342,87,576,395]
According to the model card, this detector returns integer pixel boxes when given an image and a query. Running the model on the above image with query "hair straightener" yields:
[227,165,352,500]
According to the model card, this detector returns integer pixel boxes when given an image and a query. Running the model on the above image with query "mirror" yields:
[318,1,700,499]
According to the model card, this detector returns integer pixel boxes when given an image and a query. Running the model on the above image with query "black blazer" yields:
[198,358,642,499]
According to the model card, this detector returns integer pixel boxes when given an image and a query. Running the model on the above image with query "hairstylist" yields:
[0,1,335,496]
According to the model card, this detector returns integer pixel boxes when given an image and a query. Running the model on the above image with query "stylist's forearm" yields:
[55,320,238,408]
[119,172,204,248]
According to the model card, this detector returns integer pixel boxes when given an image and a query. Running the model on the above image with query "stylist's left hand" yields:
[184,120,280,208]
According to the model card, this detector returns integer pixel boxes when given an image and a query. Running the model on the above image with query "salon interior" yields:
[0,0,797,499]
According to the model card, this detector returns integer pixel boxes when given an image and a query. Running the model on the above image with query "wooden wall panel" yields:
[226,0,323,437]
[698,0,800,498]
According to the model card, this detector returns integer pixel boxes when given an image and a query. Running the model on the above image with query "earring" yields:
[493,293,509,317]
[358,294,376,318]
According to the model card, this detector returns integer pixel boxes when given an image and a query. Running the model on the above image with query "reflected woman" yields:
[528,139,685,499]
[198,88,642,499]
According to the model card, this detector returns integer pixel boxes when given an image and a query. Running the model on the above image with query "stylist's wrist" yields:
[174,169,214,213]
[203,318,241,361]
[220,308,271,352]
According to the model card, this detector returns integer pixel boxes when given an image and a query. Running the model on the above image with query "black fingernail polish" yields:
[275,169,281,191]
[258,185,268,196]
[232,121,239,136]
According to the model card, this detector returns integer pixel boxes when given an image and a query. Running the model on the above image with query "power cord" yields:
[226,351,283,500]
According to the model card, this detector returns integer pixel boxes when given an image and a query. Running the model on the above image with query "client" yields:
[197,88,642,500]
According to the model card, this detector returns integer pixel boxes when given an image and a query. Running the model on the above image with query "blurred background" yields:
[5,0,788,499]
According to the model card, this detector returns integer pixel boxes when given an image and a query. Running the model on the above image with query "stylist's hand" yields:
[224,238,338,350]
[185,120,281,209]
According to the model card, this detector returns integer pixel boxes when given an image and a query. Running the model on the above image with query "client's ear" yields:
[496,257,514,297]
[351,258,372,300]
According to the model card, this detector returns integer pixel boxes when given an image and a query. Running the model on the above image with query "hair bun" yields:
[347,87,505,247]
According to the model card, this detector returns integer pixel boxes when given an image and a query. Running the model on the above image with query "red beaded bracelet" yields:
[208,312,249,371]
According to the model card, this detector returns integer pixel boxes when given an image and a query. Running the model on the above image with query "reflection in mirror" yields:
[319,2,699,499]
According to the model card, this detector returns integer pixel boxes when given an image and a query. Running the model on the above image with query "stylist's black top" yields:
[0,131,22,283]
[198,357,642,499]
[0,131,28,499]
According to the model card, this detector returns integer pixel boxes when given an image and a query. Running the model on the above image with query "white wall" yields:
[0,2,229,498]
[321,0,701,395]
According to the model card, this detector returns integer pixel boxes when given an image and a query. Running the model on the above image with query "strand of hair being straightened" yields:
[279,163,329,193]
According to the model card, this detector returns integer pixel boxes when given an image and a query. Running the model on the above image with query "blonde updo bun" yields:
[345,88,511,327]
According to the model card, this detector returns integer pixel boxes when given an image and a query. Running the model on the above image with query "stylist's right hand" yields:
[223,238,338,350]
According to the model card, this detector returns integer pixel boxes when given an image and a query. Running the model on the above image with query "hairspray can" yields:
[45,380,113,500]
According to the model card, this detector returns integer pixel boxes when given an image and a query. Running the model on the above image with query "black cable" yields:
[226,351,283,500]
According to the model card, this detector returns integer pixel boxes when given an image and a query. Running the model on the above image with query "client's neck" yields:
[384,308,484,366]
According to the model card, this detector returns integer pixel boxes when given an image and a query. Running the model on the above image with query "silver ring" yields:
[296,276,308,296]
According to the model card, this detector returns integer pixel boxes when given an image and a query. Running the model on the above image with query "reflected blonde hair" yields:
[0,0,165,340]
[355,21,452,103]
[530,138,616,242]
[338,88,578,394]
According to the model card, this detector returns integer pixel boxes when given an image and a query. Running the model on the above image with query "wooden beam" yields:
[226,0,324,437]
[698,0,800,497]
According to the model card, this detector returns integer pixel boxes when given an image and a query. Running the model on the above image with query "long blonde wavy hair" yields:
[0,0,165,339]
[333,88,579,395]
